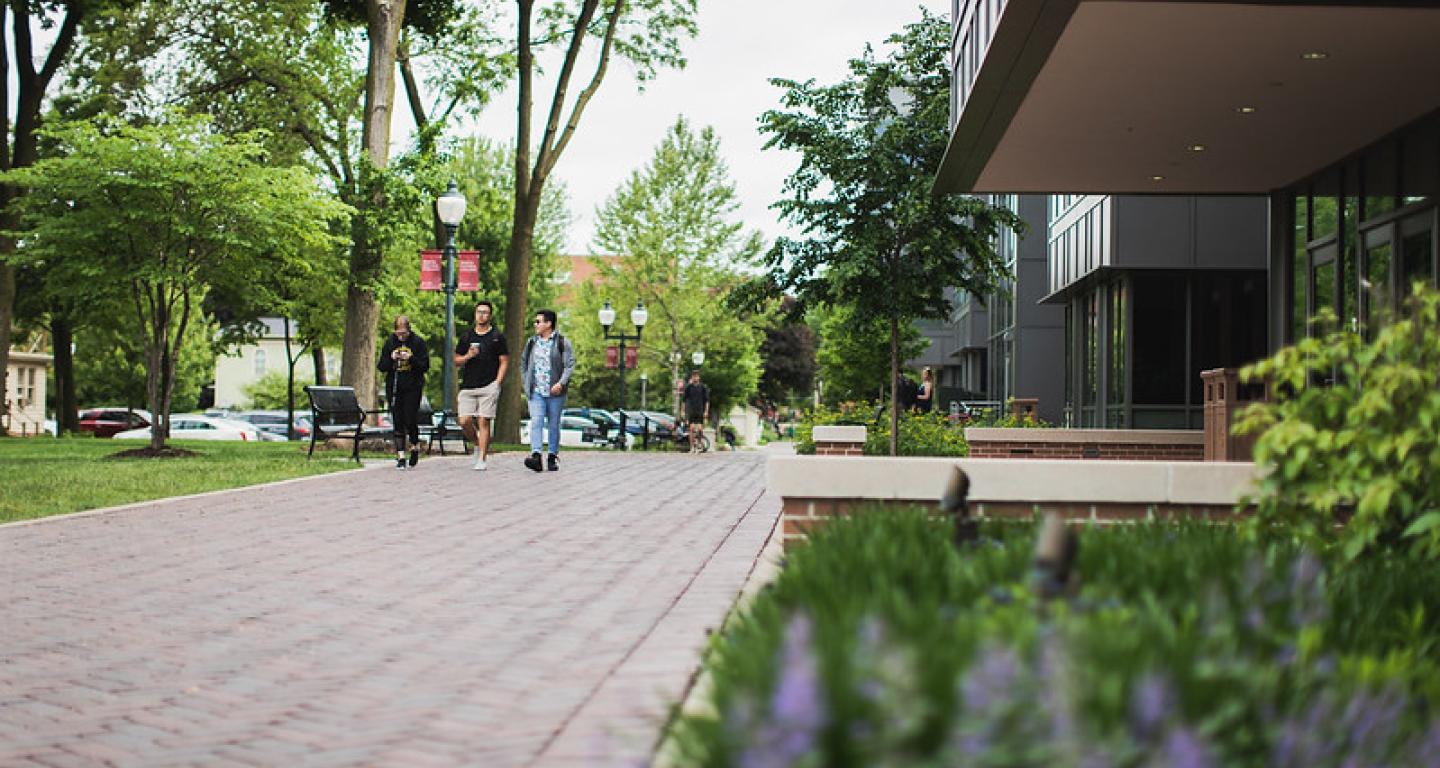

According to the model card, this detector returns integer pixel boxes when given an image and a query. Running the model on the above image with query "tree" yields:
[4,116,349,451]
[494,0,699,442]
[756,297,818,408]
[811,302,924,406]
[81,0,511,410]
[743,10,1022,455]
[564,117,761,422]
[0,1,119,436]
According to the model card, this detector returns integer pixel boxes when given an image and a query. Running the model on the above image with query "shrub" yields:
[794,401,968,456]
[666,512,1440,765]
[1235,284,1440,561]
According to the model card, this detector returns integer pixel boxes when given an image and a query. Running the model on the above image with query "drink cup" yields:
[469,342,480,354]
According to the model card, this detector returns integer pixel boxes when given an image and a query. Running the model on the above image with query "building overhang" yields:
[936,1,1440,195]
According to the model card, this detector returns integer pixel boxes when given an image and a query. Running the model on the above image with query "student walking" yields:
[520,309,576,472]
[454,301,509,471]
[682,370,709,454]
[377,315,429,470]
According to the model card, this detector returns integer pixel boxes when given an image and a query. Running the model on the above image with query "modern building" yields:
[4,348,52,436]
[213,317,341,409]
[936,0,1440,425]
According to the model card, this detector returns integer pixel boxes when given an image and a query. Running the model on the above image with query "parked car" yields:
[562,407,634,448]
[78,407,152,438]
[519,415,604,448]
[232,410,313,440]
[114,414,264,442]
[620,409,675,439]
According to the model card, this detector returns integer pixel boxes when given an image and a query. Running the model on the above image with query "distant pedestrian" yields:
[915,367,934,413]
[520,309,575,472]
[682,370,709,454]
[378,315,429,470]
[455,301,509,471]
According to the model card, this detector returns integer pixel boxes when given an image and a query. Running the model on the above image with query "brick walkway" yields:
[0,450,780,767]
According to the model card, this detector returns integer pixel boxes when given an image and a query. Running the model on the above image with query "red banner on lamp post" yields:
[457,250,480,292]
[419,249,442,290]
[605,346,638,369]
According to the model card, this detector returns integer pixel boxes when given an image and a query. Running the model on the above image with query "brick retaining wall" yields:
[964,428,1205,461]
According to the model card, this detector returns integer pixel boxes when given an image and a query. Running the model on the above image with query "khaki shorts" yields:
[457,381,500,419]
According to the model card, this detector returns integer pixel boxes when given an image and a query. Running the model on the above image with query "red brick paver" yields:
[0,451,779,767]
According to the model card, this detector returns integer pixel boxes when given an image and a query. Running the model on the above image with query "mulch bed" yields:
[107,447,203,459]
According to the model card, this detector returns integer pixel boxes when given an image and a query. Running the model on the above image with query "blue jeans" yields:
[528,392,566,454]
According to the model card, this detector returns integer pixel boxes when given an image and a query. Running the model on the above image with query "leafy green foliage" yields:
[794,402,967,457]
[3,114,349,449]
[566,118,762,418]
[667,514,1440,765]
[242,371,316,410]
[1235,285,1440,561]
[811,302,925,405]
[740,9,1023,452]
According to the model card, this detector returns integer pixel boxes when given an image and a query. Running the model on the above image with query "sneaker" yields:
[524,452,543,472]
[472,454,487,471]
[409,449,420,467]
[395,458,407,470]
[547,454,559,472]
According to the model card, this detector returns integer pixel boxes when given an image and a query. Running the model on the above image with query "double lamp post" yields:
[599,299,647,447]
[435,181,467,441]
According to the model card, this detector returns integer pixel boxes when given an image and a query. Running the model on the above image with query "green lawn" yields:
[0,437,367,524]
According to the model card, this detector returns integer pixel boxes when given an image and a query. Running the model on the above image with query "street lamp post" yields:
[435,181,467,442]
[599,300,647,449]
[640,372,648,409]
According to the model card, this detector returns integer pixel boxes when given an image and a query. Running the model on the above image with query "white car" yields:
[114,414,265,442]
[519,415,604,448]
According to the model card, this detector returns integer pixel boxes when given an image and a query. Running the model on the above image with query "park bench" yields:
[303,385,389,463]
[415,396,469,456]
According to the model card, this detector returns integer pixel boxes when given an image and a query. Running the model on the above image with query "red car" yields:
[78,408,152,438]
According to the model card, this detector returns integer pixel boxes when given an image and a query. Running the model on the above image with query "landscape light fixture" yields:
[435,180,467,447]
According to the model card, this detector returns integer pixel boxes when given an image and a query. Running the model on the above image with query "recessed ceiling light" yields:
[1187,144,1206,152]
[1301,51,1329,60]
[1151,175,1165,181]
[1236,106,1256,114]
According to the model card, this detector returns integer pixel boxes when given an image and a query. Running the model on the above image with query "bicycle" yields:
[673,421,711,453]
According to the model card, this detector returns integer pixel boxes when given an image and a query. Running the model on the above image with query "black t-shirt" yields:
[682,382,709,415]
[456,327,508,389]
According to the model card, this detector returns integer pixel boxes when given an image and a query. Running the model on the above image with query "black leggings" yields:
[391,388,422,452]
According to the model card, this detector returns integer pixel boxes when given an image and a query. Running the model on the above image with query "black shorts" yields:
[685,410,705,423]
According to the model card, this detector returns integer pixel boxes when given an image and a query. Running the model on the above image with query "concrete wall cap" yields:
[768,455,1258,506]
[964,427,1204,445]
[812,425,867,443]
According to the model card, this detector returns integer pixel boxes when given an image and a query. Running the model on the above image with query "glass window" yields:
[1083,292,1098,409]
[1312,195,1339,240]
[1131,274,1187,406]
[1400,221,1435,303]
[1364,239,1393,336]
[254,349,268,377]
[1363,142,1398,220]
[1109,281,1126,407]
[1313,259,1336,328]
[1343,237,1359,332]
[1292,195,1308,341]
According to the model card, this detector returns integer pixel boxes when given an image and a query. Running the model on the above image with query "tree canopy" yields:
[3,115,350,450]
[745,9,1022,453]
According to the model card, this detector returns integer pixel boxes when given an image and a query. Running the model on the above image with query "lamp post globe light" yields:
[436,181,466,438]
[599,299,646,448]
[691,349,704,367]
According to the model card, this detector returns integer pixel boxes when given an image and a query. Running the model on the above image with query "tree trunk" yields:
[0,262,12,429]
[495,200,539,442]
[52,313,77,434]
[339,0,406,413]
[312,346,328,385]
[889,311,899,457]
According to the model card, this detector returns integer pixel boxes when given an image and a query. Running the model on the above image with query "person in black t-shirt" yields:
[681,370,709,454]
[453,301,509,470]
[377,315,429,470]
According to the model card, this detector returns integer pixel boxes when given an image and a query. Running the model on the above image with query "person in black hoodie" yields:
[377,315,430,470]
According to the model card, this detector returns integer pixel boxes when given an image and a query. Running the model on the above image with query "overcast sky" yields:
[463,1,947,255]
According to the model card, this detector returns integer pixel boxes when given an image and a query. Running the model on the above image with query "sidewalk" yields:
[0,450,780,767]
